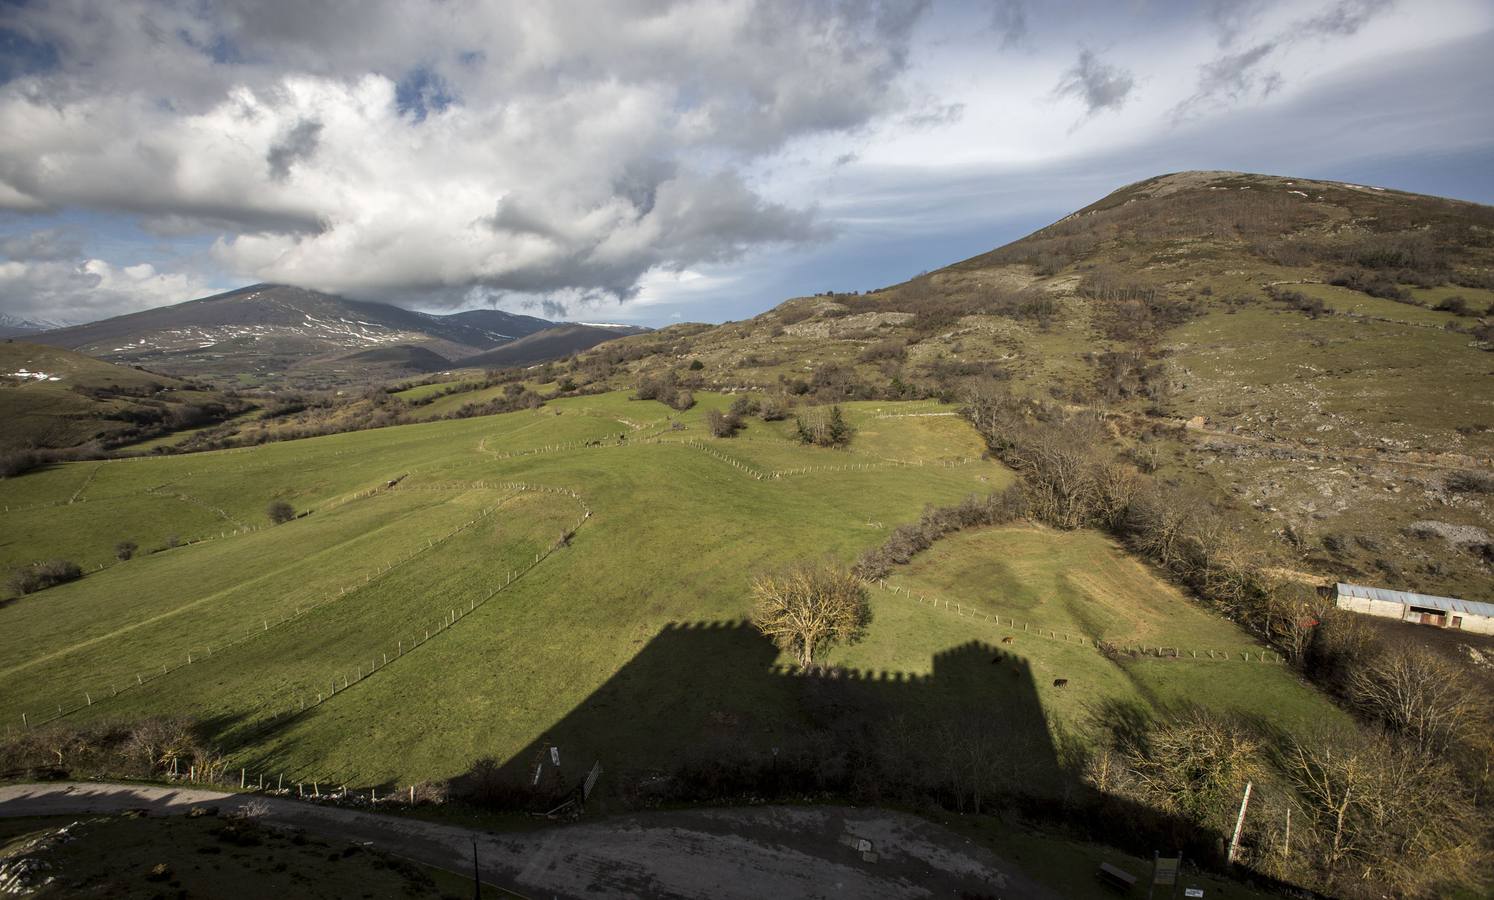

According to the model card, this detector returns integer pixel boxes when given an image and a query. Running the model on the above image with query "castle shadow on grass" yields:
[451,619,1066,814]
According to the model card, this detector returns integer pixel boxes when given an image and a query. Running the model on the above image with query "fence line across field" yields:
[190,483,592,750]
[11,479,592,732]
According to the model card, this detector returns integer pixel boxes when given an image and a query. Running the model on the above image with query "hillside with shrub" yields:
[0,341,250,467]
[544,171,1494,602]
[4,172,1492,899]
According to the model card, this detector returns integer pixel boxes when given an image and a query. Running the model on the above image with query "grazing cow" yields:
[1000,636,1014,644]
[1052,678,1069,688]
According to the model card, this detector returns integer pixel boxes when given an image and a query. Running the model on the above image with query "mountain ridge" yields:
[551,169,1494,602]
[26,283,557,384]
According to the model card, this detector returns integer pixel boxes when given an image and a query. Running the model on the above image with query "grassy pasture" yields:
[1168,304,1493,453]
[1290,282,1467,327]
[392,379,463,401]
[0,392,1347,794]
[862,526,1350,742]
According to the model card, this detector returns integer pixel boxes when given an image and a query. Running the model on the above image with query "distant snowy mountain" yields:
[0,313,66,339]
[27,284,554,380]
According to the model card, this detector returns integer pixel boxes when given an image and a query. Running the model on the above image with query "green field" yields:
[0,393,1347,795]
[837,527,1349,748]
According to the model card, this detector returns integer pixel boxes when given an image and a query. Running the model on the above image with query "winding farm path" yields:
[0,782,1054,899]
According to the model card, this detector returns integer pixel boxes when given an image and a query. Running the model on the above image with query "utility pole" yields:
[1227,780,1253,865]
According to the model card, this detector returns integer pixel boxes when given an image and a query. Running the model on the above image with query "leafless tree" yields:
[1283,732,1483,896]
[751,561,870,668]
[1263,582,1330,663]
[1010,421,1100,528]
[1118,707,1262,832]
[1346,646,1484,755]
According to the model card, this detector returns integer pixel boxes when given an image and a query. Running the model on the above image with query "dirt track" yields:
[0,782,1055,898]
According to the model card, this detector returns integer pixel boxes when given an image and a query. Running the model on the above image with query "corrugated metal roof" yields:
[1336,583,1494,619]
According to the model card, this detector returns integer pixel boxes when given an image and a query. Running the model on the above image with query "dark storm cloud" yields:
[265,119,324,181]
[1053,48,1136,117]
[1297,0,1394,37]
[0,227,82,261]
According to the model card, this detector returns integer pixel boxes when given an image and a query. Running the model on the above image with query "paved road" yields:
[0,782,1055,898]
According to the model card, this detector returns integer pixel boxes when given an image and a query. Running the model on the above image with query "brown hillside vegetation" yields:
[554,170,1494,602]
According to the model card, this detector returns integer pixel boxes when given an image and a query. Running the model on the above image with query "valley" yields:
[2,171,1491,900]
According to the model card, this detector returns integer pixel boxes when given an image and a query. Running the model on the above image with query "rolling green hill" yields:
[0,394,1339,790]
[0,342,247,455]
[3,171,1490,898]
[543,171,1494,602]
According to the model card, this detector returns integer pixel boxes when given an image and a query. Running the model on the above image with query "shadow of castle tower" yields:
[453,620,1066,810]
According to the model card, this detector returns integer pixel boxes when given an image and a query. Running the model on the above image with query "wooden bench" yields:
[1096,862,1138,892]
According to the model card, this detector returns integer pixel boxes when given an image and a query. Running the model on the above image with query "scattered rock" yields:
[1404,520,1490,546]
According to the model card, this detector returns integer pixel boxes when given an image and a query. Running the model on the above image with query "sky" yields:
[0,0,1491,327]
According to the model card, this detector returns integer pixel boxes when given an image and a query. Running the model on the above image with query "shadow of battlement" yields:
[451,619,1064,815]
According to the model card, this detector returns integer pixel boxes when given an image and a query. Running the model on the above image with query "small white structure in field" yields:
[1333,583,1494,635]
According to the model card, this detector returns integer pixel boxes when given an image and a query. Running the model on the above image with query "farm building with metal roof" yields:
[1333,583,1494,635]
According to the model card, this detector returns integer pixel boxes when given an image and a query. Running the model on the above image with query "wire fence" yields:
[10,481,584,732]
[141,763,446,811]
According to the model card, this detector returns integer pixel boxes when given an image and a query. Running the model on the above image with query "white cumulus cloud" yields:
[0,0,930,314]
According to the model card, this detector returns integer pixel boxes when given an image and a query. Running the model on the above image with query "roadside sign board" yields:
[1184,889,1204,898]
[1154,856,1180,885]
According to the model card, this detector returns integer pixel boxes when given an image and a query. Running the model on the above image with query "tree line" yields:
[954,380,1491,897]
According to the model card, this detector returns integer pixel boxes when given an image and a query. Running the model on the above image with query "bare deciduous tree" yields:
[1263,582,1330,664]
[1118,707,1261,832]
[1012,425,1099,529]
[1092,461,1141,530]
[1283,732,1483,895]
[751,561,869,668]
[1346,646,1483,755]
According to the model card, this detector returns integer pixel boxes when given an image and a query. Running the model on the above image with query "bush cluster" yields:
[1329,268,1409,300]
[1267,286,1328,318]
[706,409,743,438]
[1446,470,1494,494]
[854,489,1024,579]
[794,405,854,448]
[634,373,696,411]
[7,559,83,596]
[0,717,219,782]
